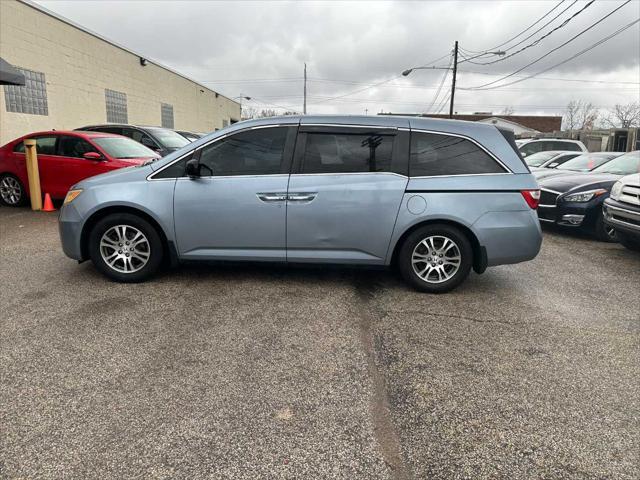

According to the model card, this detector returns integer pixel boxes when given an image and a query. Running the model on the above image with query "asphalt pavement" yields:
[1,207,638,479]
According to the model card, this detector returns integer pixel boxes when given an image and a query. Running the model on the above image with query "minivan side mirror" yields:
[185,158,201,177]
[83,152,104,161]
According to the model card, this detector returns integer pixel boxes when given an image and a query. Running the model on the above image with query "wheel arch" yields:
[80,205,178,266]
[390,219,487,274]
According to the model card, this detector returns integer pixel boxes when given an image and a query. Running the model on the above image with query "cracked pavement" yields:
[1,208,639,479]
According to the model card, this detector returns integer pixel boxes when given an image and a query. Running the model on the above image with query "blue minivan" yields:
[59,115,542,293]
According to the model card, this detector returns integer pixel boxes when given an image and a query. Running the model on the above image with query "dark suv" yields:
[76,124,190,157]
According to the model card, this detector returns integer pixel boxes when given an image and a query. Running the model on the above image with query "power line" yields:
[460,0,568,54]
[313,74,403,104]
[425,54,453,112]
[462,17,640,91]
[463,0,634,90]
[465,0,595,66]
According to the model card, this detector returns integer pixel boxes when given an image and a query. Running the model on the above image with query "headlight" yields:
[63,189,83,205]
[562,188,607,203]
[609,181,623,201]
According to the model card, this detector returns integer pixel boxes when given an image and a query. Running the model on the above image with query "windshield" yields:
[556,153,619,172]
[592,151,640,175]
[93,136,158,159]
[525,151,560,167]
[147,128,191,149]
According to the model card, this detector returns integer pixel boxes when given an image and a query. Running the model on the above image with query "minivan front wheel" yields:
[88,213,163,282]
[398,224,472,293]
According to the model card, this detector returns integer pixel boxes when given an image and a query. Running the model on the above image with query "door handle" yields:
[288,193,317,202]
[257,193,287,202]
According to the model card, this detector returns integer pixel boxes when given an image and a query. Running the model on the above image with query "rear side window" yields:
[301,133,393,174]
[555,141,581,151]
[33,136,58,155]
[519,142,542,156]
[13,141,25,153]
[409,132,505,177]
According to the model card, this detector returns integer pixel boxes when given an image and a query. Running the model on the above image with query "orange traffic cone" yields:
[42,193,56,212]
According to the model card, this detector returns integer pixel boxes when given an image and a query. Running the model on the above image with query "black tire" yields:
[593,208,617,243]
[88,213,163,283]
[0,173,27,207]
[397,224,473,293]
[616,231,640,252]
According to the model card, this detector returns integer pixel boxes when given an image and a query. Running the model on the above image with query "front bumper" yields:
[58,203,85,261]
[537,196,603,230]
[603,198,640,238]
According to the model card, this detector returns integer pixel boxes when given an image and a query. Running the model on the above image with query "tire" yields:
[593,208,617,243]
[397,224,473,293]
[0,173,27,207]
[88,213,163,283]
[616,231,640,252]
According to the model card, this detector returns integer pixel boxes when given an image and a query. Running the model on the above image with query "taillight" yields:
[521,189,540,209]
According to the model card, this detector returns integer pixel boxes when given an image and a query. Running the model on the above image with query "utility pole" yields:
[449,40,458,119]
[303,63,307,115]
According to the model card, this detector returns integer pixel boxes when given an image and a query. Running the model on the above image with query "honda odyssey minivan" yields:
[59,115,542,293]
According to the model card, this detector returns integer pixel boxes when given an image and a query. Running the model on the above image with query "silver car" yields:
[59,115,542,293]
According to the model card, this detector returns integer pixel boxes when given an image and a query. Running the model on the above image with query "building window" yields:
[4,68,49,116]
[105,89,128,123]
[161,103,174,129]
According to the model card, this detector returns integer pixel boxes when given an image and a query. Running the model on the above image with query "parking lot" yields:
[1,206,638,479]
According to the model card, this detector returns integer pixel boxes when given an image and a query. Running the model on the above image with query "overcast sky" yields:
[36,0,640,118]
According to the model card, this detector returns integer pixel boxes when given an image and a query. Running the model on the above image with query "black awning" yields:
[0,57,26,86]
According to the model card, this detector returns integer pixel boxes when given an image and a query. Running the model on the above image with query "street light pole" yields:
[449,40,458,119]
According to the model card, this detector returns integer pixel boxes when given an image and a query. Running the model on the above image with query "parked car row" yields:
[534,150,640,245]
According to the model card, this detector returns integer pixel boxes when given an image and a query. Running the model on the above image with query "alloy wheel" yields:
[411,235,462,284]
[0,176,22,205]
[99,225,151,273]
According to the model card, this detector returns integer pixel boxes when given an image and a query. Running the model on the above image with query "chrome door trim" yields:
[287,192,317,202]
[289,171,408,178]
[257,193,288,202]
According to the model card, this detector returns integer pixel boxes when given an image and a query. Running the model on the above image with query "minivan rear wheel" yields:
[88,213,163,282]
[398,224,473,293]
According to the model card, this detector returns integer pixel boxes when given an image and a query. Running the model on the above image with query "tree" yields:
[241,106,258,120]
[500,106,515,115]
[257,109,278,118]
[602,102,640,128]
[563,100,599,131]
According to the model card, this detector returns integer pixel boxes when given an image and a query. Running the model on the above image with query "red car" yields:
[0,130,160,206]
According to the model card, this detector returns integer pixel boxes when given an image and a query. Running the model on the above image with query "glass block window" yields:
[161,103,174,128]
[222,119,229,128]
[4,68,49,115]
[105,89,128,123]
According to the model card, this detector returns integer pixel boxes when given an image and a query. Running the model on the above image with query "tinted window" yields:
[554,141,581,151]
[58,136,98,158]
[199,127,287,176]
[21,136,57,155]
[525,151,559,167]
[154,158,188,179]
[130,129,158,148]
[519,142,543,156]
[410,132,504,177]
[302,133,393,174]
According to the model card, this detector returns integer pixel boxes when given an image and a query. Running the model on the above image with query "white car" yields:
[518,138,587,158]
[604,171,640,251]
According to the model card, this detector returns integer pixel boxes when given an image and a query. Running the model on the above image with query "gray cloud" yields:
[36,0,640,117]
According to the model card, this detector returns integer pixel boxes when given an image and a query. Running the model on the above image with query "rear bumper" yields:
[603,198,640,238]
[58,203,84,261]
[473,209,542,266]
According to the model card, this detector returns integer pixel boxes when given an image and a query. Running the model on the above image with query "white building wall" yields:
[0,0,240,145]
